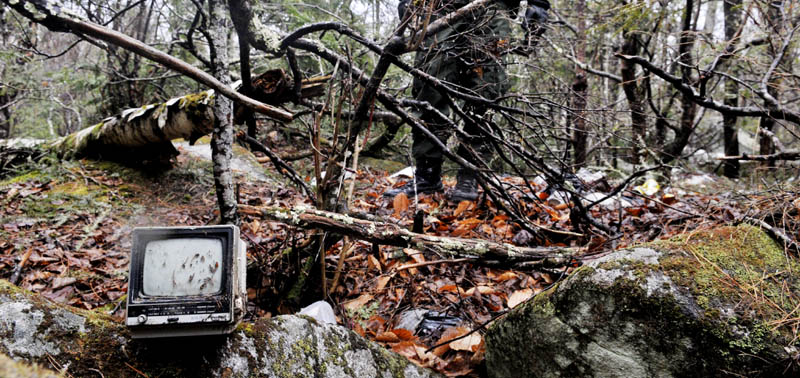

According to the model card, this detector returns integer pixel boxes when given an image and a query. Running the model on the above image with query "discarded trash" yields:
[298,300,336,324]
[389,166,416,179]
[395,309,463,339]
[634,178,660,196]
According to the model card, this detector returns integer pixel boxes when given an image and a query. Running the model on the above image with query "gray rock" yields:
[486,226,799,377]
[0,281,440,377]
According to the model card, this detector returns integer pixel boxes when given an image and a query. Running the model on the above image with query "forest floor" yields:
[1,141,799,377]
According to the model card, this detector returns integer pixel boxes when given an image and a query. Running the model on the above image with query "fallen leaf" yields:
[367,254,382,272]
[433,327,469,356]
[494,271,518,282]
[661,193,677,205]
[403,248,425,264]
[393,193,410,215]
[464,285,494,296]
[375,275,392,291]
[51,276,77,290]
[343,293,373,312]
[507,288,533,309]
[392,341,419,359]
[391,328,414,341]
[375,331,400,343]
[453,201,471,217]
[449,332,482,352]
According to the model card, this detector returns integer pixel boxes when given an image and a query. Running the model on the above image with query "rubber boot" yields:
[447,169,479,202]
[384,158,444,198]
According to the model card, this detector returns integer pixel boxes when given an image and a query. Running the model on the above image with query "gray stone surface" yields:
[485,228,798,378]
[0,281,440,377]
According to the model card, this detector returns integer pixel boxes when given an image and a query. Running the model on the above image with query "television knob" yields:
[137,314,147,324]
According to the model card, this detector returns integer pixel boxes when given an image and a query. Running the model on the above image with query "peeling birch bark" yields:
[48,91,216,159]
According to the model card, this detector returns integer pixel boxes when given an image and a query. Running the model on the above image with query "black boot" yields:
[447,169,479,202]
[384,158,443,197]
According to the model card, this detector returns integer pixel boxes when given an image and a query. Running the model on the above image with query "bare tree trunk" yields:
[662,0,698,163]
[620,30,647,164]
[722,0,742,178]
[757,1,791,169]
[570,0,589,168]
[228,0,258,142]
[209,0,239,226]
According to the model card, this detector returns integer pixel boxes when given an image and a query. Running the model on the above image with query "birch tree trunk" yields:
[209,0,240,226]
[48,91,216,160]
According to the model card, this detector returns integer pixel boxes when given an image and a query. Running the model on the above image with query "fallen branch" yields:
[239,205,580,267]
[717,151,800,161]
[3,0,292,122]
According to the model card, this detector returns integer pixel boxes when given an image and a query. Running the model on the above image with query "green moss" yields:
[0,169,44,185]
[90,121,105,139]
[50,182,91,196]
[648,225,799,355]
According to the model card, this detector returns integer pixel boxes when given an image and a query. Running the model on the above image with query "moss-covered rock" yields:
[0,280,440,377]
[485,225,800,377]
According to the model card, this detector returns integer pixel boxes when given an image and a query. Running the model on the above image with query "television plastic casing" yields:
[126,225,246,338]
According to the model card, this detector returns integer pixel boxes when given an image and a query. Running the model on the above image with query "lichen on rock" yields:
[0,279,440,377]
[485,225,800,377]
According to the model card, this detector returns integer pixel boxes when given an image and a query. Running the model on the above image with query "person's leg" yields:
[384,43,456,198]
[448,10,513,202]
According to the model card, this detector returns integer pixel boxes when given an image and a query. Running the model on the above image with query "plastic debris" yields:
[298,300,336,324]
[395,309,463,340]
[634,178,660,196]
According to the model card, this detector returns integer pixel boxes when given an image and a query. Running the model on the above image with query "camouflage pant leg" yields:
[410,5,514,162]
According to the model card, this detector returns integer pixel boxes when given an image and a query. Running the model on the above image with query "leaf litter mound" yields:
[2,152,799,377]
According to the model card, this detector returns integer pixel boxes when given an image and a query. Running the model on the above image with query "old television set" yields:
[126,225,246,338]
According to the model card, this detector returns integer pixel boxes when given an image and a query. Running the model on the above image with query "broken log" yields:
[0,280,439,378]
[47,71,330,161]
[233,69,329,124]
[48,91,217,160]
[238,205,580,267]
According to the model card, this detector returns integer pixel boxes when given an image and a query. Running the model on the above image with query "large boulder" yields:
[486,225,800,377]
[0,280,439,377]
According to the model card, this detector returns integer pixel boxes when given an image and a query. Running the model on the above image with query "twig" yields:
[9,248,34,285]
[124,362,149,378]
[394,258,476,271]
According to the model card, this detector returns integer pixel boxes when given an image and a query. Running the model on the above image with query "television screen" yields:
[142,238,223,296]
[126,225,246,338]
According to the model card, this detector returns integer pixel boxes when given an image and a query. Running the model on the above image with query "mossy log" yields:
[239,205,579,267]
[48,91,216,160]
[0,280,440,378]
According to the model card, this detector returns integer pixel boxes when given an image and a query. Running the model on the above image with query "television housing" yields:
[126,225,246,338]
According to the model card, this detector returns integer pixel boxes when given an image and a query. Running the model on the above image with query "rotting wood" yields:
[238,205,580,267]
[233,69,329,124]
